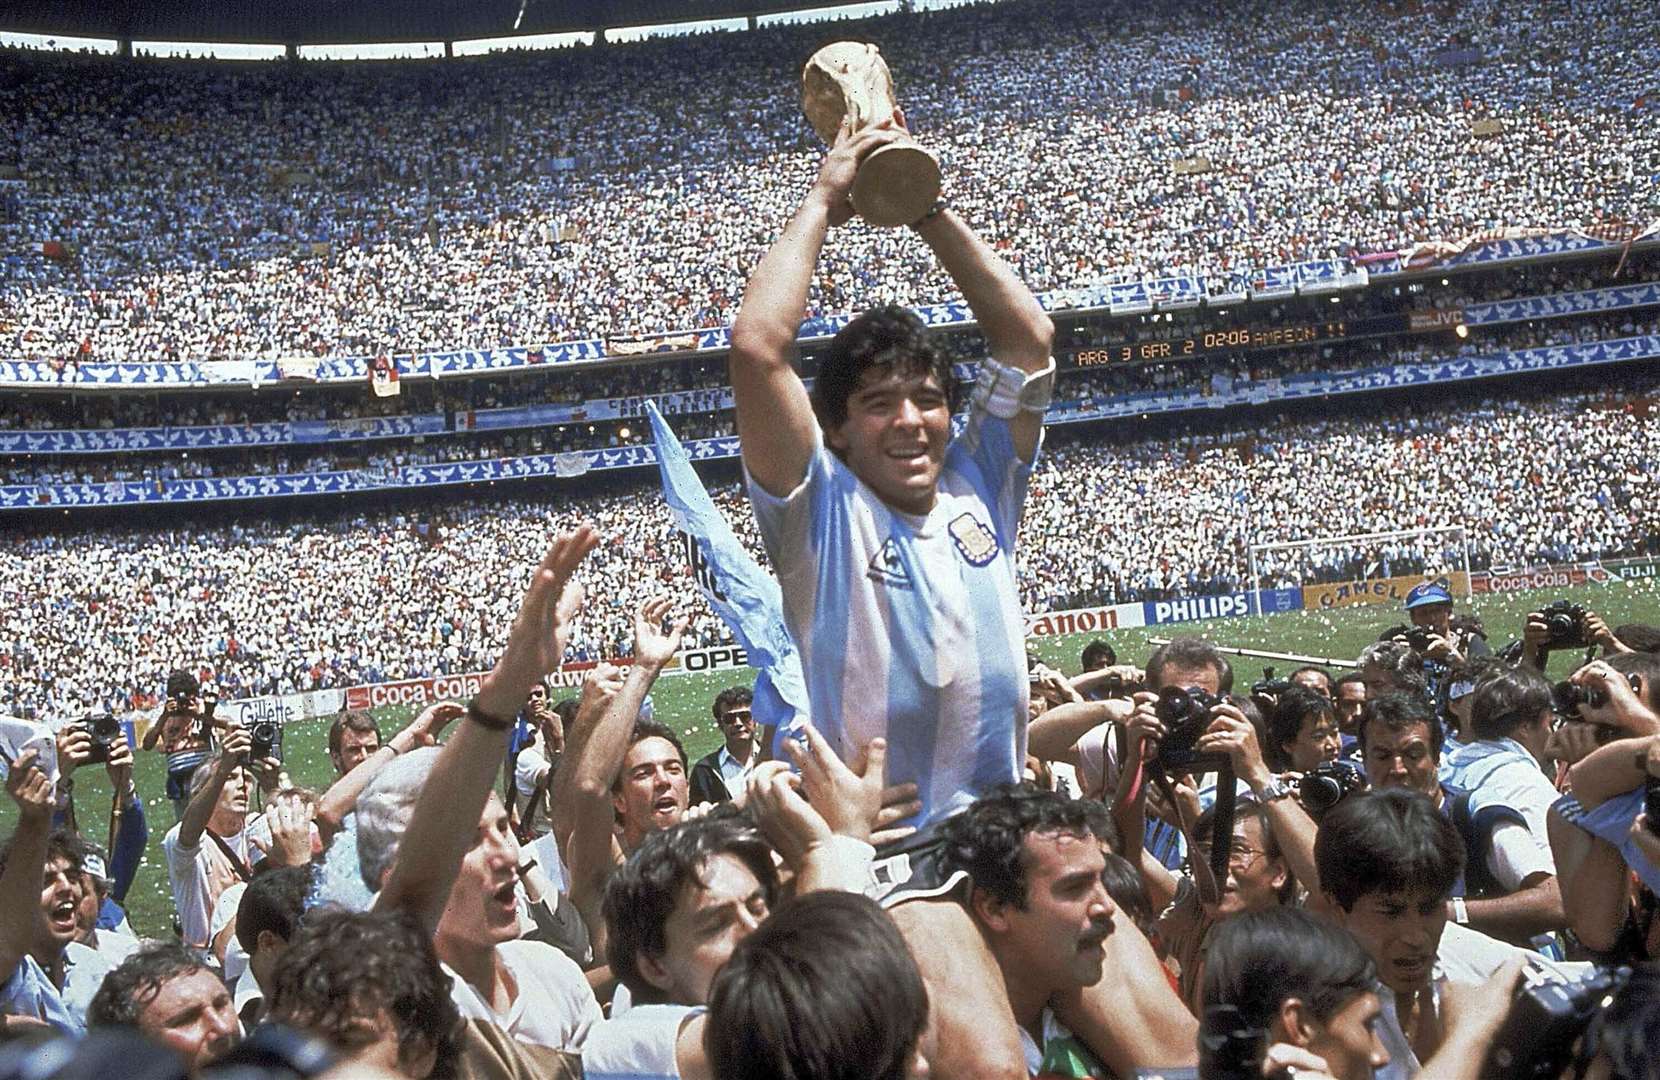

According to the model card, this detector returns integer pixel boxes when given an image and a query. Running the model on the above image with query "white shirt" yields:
[748,409,1034,829]
[444,938,601,1052]
[163,817,270,949]
[513,747,552,821]
[0,943,117,1036]
[1443,738,1560,857]
[582,1004,704,1080]
[715,745,754,800]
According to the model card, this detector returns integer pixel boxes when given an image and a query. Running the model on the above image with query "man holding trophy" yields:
[728,42,1196,1080]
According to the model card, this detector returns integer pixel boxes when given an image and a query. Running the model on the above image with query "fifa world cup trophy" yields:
[801,42,941,228]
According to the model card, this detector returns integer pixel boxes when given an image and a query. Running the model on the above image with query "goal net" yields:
[1247,524,1472,614]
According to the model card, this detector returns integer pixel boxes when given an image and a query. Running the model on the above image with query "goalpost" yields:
[1247,524,1473,616]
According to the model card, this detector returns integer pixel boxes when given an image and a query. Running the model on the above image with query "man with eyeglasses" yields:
[689,687,757,807]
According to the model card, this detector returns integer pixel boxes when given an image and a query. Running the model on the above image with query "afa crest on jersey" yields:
[948,513,999,567]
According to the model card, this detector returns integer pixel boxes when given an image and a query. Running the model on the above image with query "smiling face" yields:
[827,369,952,516]
[38,856,85,953]
[1336,888,1447,995]
[435,794,522,954]
[641,852,770,1007]
[614,736,689,849]
[980,830,1116,994]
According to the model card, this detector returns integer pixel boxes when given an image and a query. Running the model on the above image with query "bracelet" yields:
[466,699,515,733]
[1451,896,1470,925]
[908,198,946,229]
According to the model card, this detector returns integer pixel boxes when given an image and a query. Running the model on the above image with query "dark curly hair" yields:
[810,304,955,435]
[605,811,779,1005]
[265,909,460,1080]
[712,686,754,722]
[88,943,212,1028]
[942,783,1115,909]
[705,891,927,1080]
[1315,789,1463,912]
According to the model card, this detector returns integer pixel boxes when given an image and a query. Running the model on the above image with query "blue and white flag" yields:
[644,402,809,750]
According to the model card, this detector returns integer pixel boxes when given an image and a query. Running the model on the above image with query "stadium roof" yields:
[0,0,886,46]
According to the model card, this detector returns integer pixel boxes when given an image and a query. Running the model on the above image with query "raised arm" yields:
[1568,732,1659,810]
[314,702,464,839]
[1027,698,1129,767]
[0,751,54,981]
[176,725,251,850]
[376,525,597,930]
[561,600,687,940]
[912,204,1054,461]
[729,121,908,498]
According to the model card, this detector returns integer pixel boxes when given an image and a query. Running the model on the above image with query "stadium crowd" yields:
[4,2,1660,1076]
[4,0,1657,364]
[5,305,1659,490]
[4,367,1656,722]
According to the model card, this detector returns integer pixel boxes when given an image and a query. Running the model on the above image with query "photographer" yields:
[162,725,286,951]
[1521,602,1629,671]
[1399,581,1492,669]
[52,718,147,918]
[141,670,224,821]
[1264,687,1342,775]
[1360,693,1565,945]
[1548,656,1660,959]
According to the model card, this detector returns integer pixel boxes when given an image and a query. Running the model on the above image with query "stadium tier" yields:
[3,0,1656,367]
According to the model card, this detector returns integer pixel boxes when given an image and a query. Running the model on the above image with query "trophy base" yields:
[851,143,942,228]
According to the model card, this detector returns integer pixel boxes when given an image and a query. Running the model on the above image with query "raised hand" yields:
[390,701,466,754]
[476,523,600,720]
[4,749,53,823]
[811,118,907,227]
[631,596,690,671]
[786,727,889,845]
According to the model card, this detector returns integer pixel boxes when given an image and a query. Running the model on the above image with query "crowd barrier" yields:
[2,231,1653,390]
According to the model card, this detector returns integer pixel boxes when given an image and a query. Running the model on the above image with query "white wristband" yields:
[970,356,1056,419]
[1451,896,1470,925]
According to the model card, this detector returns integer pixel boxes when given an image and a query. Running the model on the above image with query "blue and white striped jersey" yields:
[747,407,1034,829]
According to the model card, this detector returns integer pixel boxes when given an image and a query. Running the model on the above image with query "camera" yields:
[1538,599,1589,650]
[249,720,283,762]
[1551,671,1637,720]
[1249,666,1294,698]
[1297,760,1365,818]
[1197,1004,1268,1080]
[1379,624,1435,654]
[76,713,124,766]
[1154,686,1223,771]
[1481,963,1629,1080]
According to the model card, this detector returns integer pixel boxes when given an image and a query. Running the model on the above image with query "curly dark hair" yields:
[605,811,779,1005]
[88,943,211,1028]
[810,304,955,434]
[942,783,1115,909]
[705,891,927,1080]
[265,909,460,1080]
[0,827,87,879]
[1315,789,1463,912]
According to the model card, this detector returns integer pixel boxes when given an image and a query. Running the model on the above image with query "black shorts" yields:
[870,818,970,909]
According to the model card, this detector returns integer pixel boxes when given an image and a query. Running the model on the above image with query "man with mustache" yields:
[944,786,1120,1077]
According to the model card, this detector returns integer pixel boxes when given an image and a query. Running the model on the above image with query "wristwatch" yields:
[1253,776,1294,803]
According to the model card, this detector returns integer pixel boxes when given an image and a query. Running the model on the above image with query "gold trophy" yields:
[802,42,941,228]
